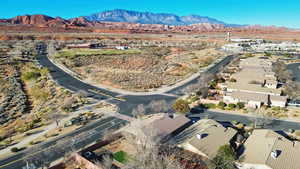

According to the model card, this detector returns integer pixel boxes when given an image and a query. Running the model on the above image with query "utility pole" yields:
[227,32,231,42]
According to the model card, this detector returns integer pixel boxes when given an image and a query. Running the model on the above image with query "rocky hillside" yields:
[0,11,290,35]
[0,14,91,27]
[85,9,226,25]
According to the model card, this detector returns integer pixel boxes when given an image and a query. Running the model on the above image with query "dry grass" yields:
[54,45,225,91]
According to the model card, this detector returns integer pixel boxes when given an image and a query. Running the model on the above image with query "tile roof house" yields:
[122,113,191,141]
[238,129,300,169]
[224,91,287,108]
[223,57,287,108]
[150,114,191,139]
[172,119,238,159]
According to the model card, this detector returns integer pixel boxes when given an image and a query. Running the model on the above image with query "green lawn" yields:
[56,48,141,59]
[113,151,129,163]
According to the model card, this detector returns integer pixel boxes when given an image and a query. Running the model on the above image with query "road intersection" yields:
[1,44,300,169]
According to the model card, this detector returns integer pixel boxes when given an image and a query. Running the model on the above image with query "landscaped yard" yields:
[113,151,129,163]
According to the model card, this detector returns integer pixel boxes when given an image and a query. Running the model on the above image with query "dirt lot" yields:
[54,44,225,91]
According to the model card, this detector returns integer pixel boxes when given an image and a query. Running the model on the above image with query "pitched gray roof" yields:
[242,129,300,169]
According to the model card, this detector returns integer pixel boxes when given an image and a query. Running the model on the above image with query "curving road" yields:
[1,44,300,169]
[287,62,300,82]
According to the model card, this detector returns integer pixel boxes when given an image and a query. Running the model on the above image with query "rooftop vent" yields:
[196,133,208,140]
[271,150,281,159]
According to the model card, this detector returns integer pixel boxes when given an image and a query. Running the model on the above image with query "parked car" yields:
[288,100,300,107]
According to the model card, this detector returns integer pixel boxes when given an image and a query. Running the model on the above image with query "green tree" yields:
[218,101,227,110]
[209,145,236,169]
[236,102,245,109]
[172,99,190,114]
[228,104,236,110]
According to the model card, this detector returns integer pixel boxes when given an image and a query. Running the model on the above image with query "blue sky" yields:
[1,0,300,28]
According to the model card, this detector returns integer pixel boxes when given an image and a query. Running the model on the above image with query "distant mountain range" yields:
[85,9,228,26]
[0,9,288,34]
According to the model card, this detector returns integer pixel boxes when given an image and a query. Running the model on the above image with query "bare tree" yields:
[95,155,113,169]
[47,41,57,57]
[23,147,53,169]
[132,104,146,118]
[61,96,76,111]
[75,90,88,98]
[273,61,293,83]
[284,80,300,99]
[248,107,273,128]
[182,73,214,97]
[148,100,169,113]
[122,120,184,169]
[47,113,65,127]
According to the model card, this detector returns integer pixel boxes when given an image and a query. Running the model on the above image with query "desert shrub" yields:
[16,121,35,133]
[172,99,190,114]
[144,47,171,58]
[21,71,41,81]
[39,68,49,77]
[30,86,49,102]
[10,147,20,152]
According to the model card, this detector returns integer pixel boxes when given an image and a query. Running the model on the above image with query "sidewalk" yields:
[0,102,102,155]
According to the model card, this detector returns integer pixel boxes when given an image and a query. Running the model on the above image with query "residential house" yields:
[123,113,191,140]
[223,91,287,108]
[238,129,300,169]
[223,57,287,108]
[173,119,239,159]
[150,114,191,139]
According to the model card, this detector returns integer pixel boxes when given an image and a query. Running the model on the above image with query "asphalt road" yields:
[188,110,300,131]
[0,117,128,169]
[287,62,300,82]
[1,44,300,169]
